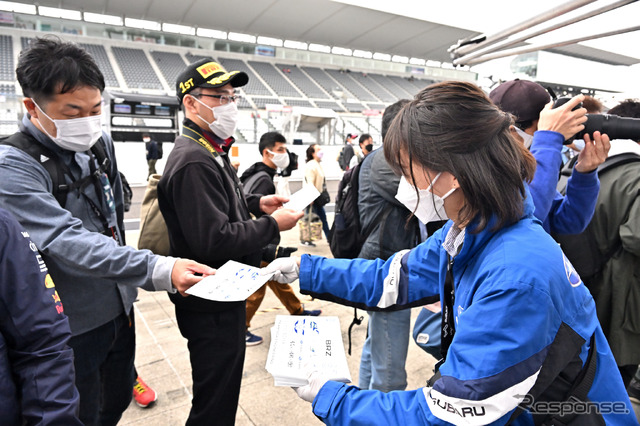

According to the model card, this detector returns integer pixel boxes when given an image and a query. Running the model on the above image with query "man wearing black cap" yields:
[158,59,303,424]
[490,79,610,235]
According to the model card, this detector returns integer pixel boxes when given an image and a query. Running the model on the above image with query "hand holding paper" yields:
[293,371,331,403]
[265,316,351,389]
[261,257,300,283]
[186,260,273,302]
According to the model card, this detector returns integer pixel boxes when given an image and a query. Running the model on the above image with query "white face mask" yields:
[395,173,456,224]
[268,149,290,169]
[192,96,238,140]
[514,126,534,149]
[572,139,585,151]
[33,100,102,152]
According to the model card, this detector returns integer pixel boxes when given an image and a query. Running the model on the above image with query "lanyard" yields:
[181,126,250,214]
[436,254,456,373]
[181,126,224,167]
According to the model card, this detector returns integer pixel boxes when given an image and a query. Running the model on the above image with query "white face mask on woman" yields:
[191,96,238,140]
[514,126,534,149]
[33,100,102,152]
[268,149,290,169]
[395,173,456,224]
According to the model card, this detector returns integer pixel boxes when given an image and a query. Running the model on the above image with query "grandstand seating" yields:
[151,51,187,89]
[301,66,348,100]
[324,69,378,103]
[386,75,424,99]
[237,96,252,109]
[369,74,414,100]
[8,32,443,117]
[20,37,31,51]
[185,52,212,63]
[112,46,163,90]
[0,84,15,94]
[276,64,329,99]
[283,99,314,108]
[365,103,387,110]
[350,72,397,103]
[313,100,345,112]
[0,35,13,81]
[80,43,120,87]
[248,61,300,98]
[251,97,282,109]
[218,57,272,96]
[344,102,365,113]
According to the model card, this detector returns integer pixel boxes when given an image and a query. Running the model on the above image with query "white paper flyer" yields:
[283,185,320,212]
[266,315,351,387]
[185,260,272,302]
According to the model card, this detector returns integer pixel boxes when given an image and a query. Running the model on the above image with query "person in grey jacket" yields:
[356,99,421,392]
[0,37,212,426]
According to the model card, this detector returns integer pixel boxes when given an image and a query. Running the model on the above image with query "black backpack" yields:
[241,170,270,194]
[119,171,133,212]
[337,146,347,171]
[554,152,640,280]
[328,161,368,259]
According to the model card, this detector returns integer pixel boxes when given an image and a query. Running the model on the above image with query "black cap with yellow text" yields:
[176,58,248,102]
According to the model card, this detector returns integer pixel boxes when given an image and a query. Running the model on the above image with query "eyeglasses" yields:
[195,93,242,105]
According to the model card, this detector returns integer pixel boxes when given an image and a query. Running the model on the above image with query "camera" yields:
[553,97,640,144]
[280,149,298,177]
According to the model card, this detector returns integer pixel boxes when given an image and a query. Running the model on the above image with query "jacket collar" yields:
[21,114,70,157]
[444,185,536,266]
[183,118,235,154]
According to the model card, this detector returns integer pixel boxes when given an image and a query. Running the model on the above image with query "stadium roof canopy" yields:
[23,0,640,66]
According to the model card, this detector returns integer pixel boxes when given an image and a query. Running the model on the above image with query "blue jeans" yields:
[358,309,411,392]
[68,311,136,426]
[313,204,331,240]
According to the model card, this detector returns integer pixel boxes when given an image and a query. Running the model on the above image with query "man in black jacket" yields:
[240,131,321,346]
[158,59,302,425]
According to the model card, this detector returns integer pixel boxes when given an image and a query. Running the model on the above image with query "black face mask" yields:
[365,144,373,152]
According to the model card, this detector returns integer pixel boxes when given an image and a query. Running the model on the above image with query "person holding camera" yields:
[240,132,321,346]
[559,99,640,392]
[263,81,634,425]
[490,79,610,235]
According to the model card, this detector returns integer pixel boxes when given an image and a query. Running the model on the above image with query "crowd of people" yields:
[0,35,639,426]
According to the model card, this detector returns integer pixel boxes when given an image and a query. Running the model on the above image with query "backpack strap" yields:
[242,170,271,195]
[1,131,69,207]
[346,308,364,356]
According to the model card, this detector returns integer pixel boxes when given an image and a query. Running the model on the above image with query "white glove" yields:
[261,257,300,283]
[293,371,330,403]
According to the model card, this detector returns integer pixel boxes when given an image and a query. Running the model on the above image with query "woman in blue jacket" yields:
[264,81,635,425]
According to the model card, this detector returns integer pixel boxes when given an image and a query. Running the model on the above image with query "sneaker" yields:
[294,306,322,316]
[246,331,263,346]
[133,376,157,408]
[628,375,640,404]
[301,241,316,247]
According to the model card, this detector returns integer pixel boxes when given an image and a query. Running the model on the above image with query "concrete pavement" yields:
[119,221,435,425]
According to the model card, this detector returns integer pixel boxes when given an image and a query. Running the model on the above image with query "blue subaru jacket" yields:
[529,130,599,234]
[0,208,81,425]
[299,191,636,425]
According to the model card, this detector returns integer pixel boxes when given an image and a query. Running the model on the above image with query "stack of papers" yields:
[266,315,352,387]
[186,260,272,302]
